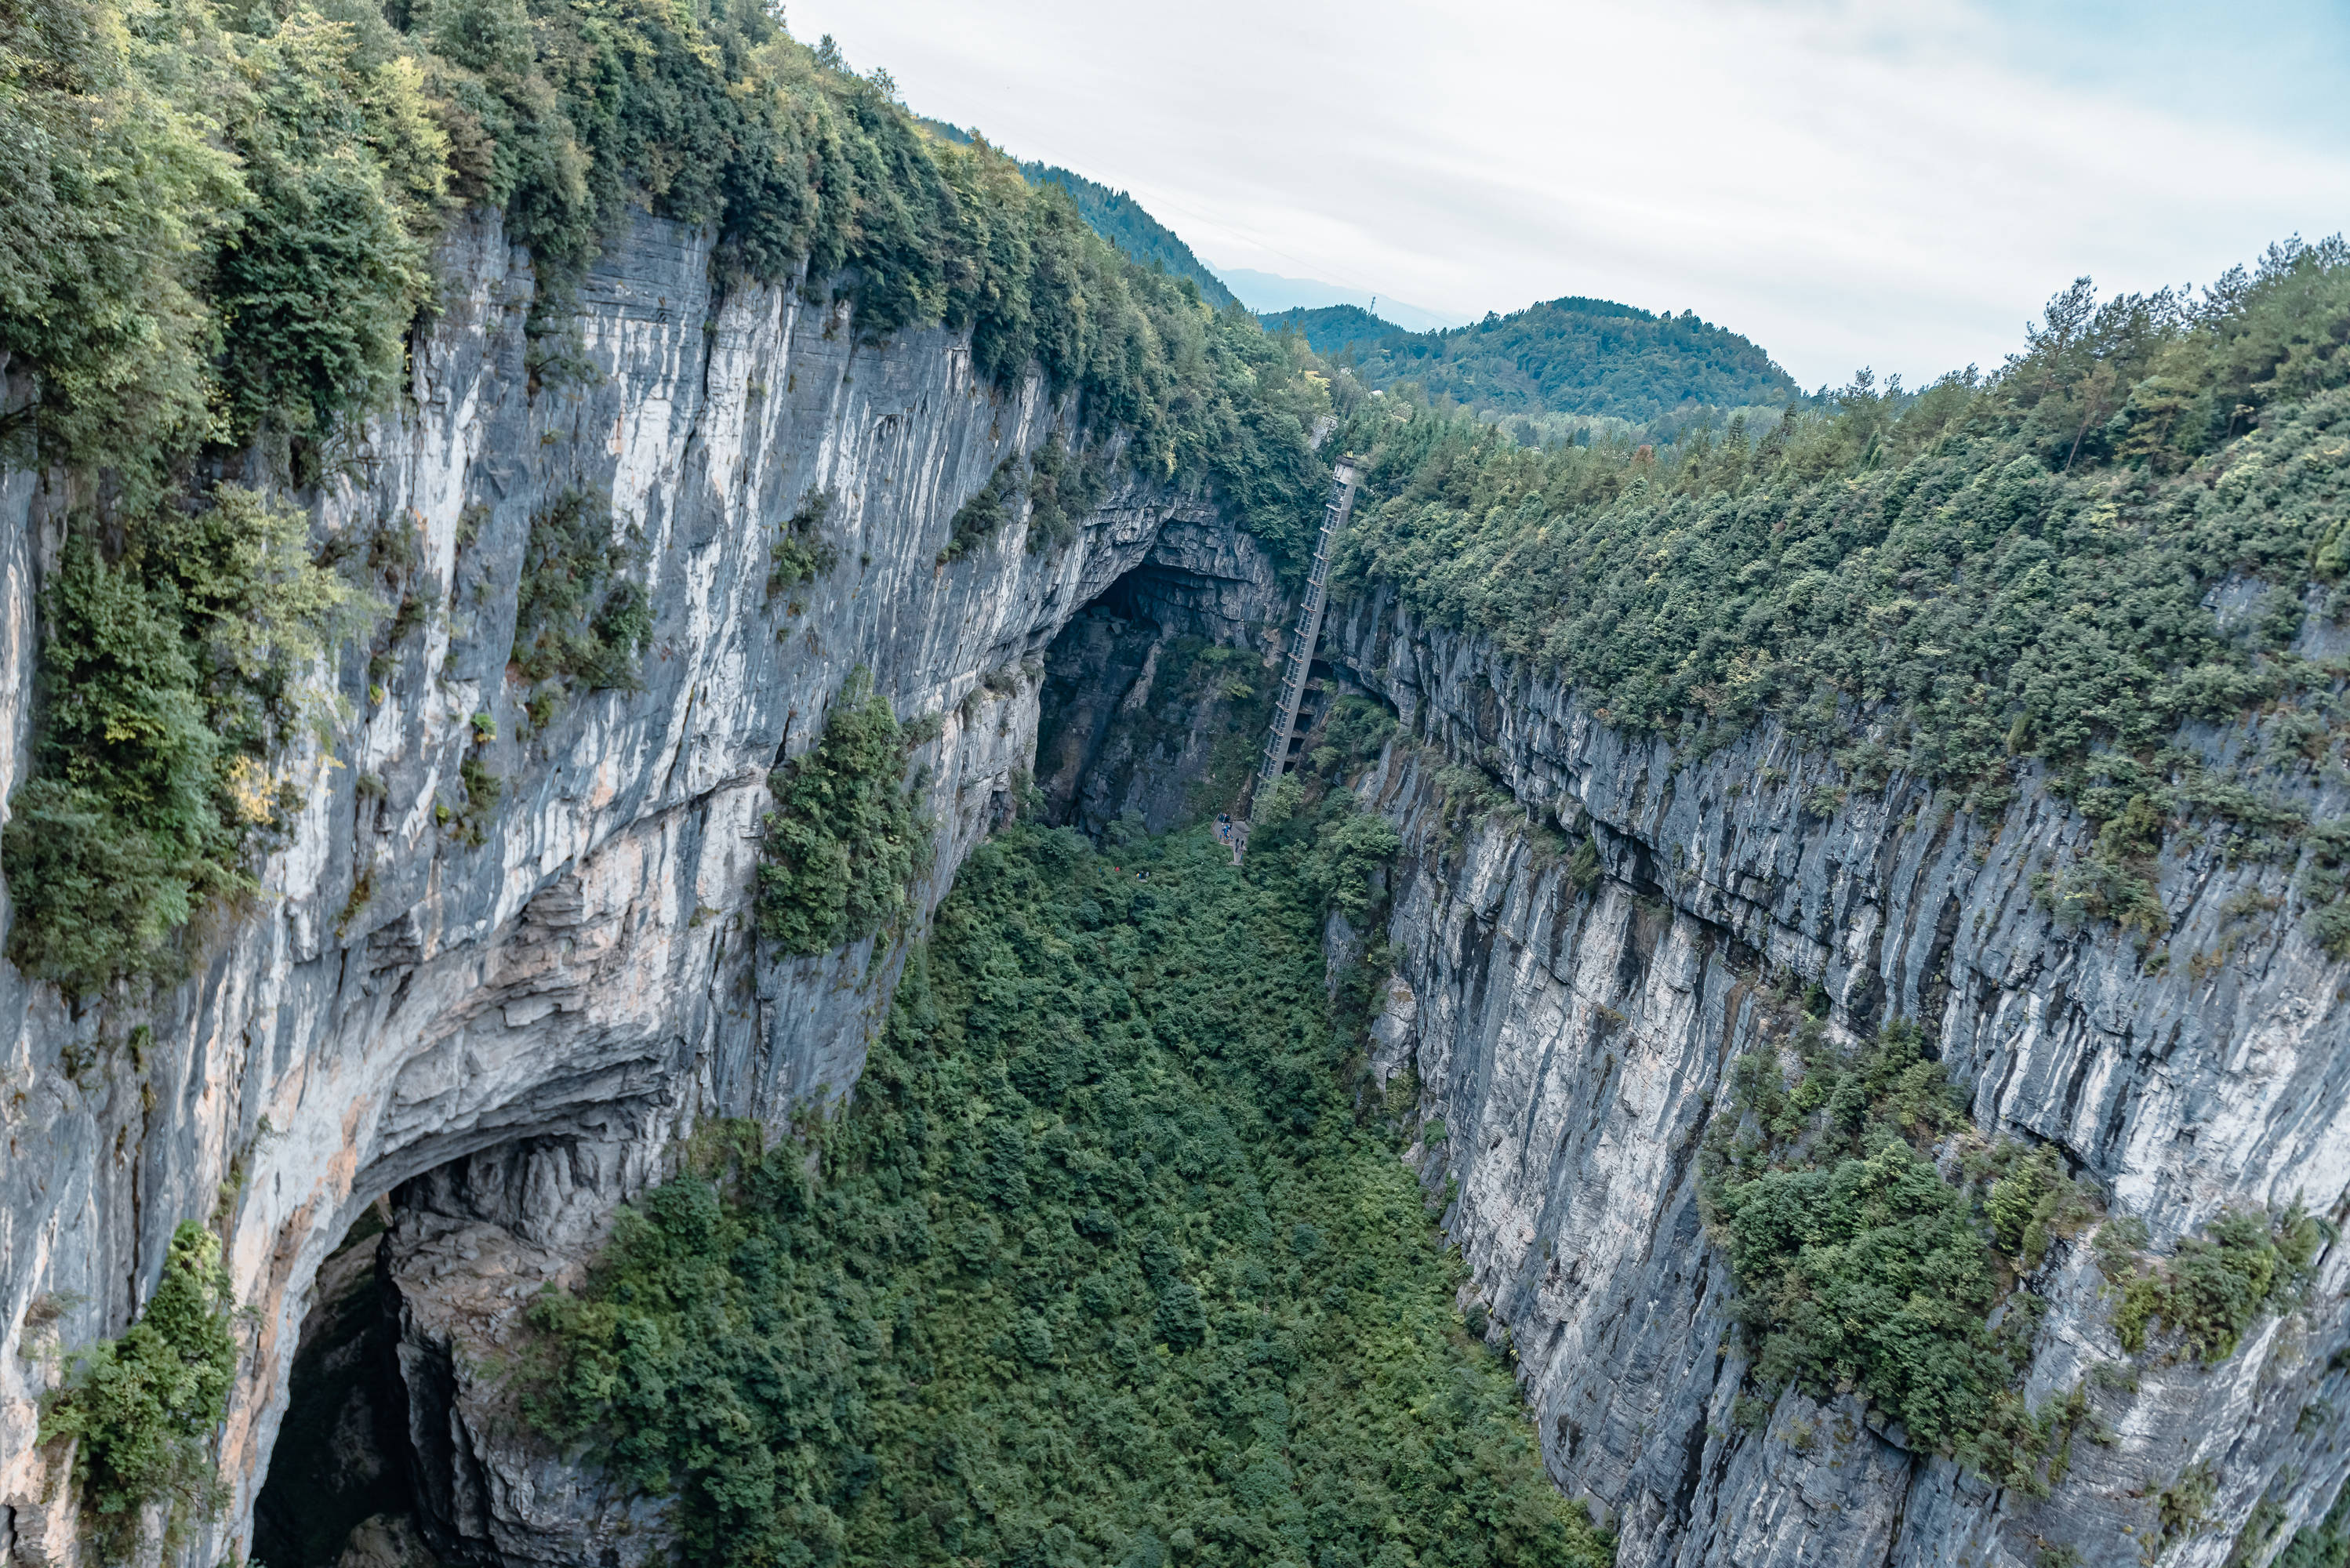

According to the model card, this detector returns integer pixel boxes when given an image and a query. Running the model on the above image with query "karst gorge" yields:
[1,4,2348,1567]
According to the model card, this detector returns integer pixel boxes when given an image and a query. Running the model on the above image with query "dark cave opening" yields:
[250,1197,424,1568]
[1033,559,1277,838]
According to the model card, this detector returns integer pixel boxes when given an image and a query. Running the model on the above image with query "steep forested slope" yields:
[918,118,1237,307]
[526,813,1608,1568]
[1019,161,1238,309]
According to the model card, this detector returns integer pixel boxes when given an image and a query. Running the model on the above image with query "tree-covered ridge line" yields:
[1016,160,1240,310]
[1257,304,1407,360]
[0,0,1336,998]
[525,810,1609,1568]
[1270,293,1800,426]
[917,115,1240,310]
[1330,238,2350,952]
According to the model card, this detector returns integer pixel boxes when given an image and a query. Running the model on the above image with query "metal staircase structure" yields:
[1253,456,1360,815]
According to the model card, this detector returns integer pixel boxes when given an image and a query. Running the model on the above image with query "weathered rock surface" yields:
[4,198,2345,1568]
[0,210,1284,1567]
[1324,584,2350,1568]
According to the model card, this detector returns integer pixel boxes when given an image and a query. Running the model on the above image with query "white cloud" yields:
[785,0,2350,386]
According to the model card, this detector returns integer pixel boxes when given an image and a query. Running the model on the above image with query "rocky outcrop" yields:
[0,210,1288,1567]
[1324,584,2350,1568]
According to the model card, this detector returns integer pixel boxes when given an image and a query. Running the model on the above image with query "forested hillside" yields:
[1258,303,1402,358]
[1019,161,1237,309]
[1333,241,2350,952]
[1309,295,1800,423]
[528,811,1610,1568]
[0,0,1325,996]
[919,118,1237,307]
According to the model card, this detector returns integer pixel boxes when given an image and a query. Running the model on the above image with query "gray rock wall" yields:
[1324,584,2350,1568]
[4,199,2344,1568]
[0,212,1280,1567]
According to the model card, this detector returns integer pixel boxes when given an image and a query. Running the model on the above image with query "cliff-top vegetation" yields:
[0,0,1331,999]
[1335,238,2350,953]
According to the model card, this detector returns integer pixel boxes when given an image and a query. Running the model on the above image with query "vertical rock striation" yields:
[0,212,1284,1566]
[1324,583,2350,1568]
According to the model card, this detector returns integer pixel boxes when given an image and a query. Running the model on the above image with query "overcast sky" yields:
[783,0,2350,388]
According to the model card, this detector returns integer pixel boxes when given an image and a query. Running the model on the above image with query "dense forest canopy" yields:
[1286,294,1800,425]
[528,813,1610,1568]
[1256,304,1402,360]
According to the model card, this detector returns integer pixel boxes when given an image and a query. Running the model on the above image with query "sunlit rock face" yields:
[1326,583,2350,1568]
[0,210,1281,1568]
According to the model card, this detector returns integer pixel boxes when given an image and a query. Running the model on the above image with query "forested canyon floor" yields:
[508,816,1607,1568]
[3,2,2350,1564]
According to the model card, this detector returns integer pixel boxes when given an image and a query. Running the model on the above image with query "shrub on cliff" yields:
[3,487,375,996]
[757,670,935,956]
[40,1221,239,1556]
[1700,1018,2104,1492]
[509,486,652,702]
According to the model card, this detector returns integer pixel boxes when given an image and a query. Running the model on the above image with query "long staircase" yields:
[1252,456,1360,815]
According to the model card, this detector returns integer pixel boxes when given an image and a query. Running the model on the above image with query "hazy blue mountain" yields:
[1220,268,1464,332]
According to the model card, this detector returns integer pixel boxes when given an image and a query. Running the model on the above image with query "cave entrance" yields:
[1034,559,1277,838]
[250,1196,427,1568]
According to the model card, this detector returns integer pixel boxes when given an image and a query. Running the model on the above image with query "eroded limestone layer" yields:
[0,212,1280,1566]
[1328,585,2350,1568]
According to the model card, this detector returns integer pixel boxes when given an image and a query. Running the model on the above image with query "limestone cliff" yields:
[1325,585,2350,1568]
[2,205,2345,1568]
[0,211,1285,1567]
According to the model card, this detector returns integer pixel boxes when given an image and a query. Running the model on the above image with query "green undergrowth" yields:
[1333,239,2350,951]
[1702,1016,2108,1494]
[2279,1477,2350,1568]
[525,807,1607,1568]
[757,670,937,957]
[509,485,652,722]
[39,1221,239,1559]
[2,485,377,996]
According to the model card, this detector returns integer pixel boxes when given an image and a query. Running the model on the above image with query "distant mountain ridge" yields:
[1255,304,1404,358]
[917,119,1791,426]
[1271,294,1800,423]
[917,119,1236,308]
[1219,270,1463,333]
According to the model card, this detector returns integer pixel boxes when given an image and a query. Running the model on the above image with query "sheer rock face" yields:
[0,211,1280,1567]
[3,205,2345,1568]
[1324,584,2350,1568]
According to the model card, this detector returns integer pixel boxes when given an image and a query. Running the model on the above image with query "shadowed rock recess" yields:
[1,209,2345,1568]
